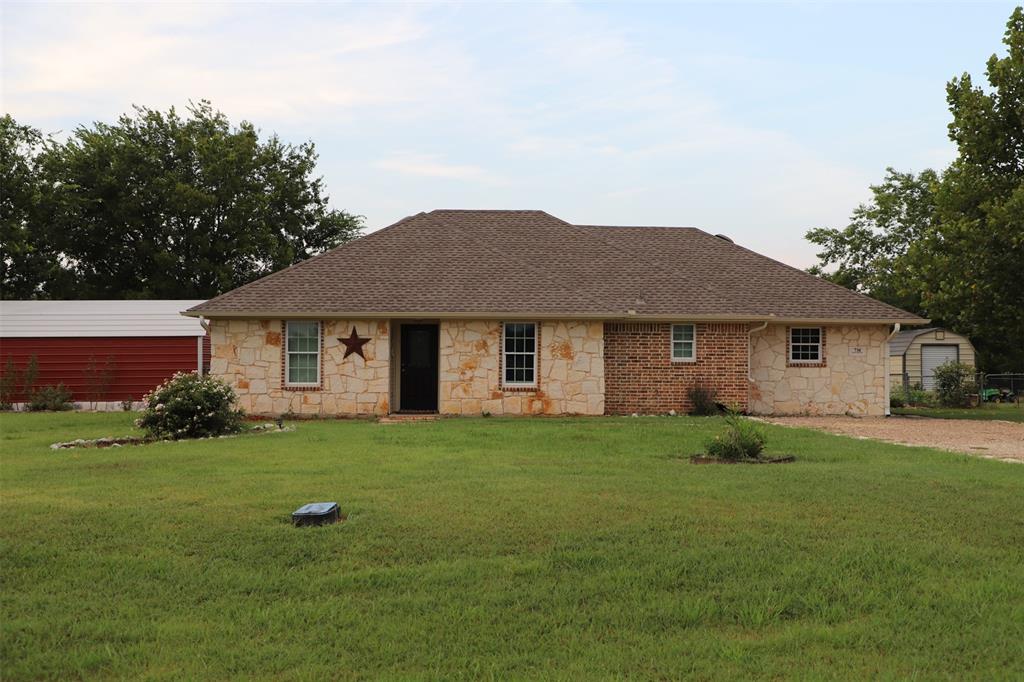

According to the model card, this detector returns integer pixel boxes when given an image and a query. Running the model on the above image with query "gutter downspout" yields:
[884,323,901,416]
[747,320,770,411]
[198,315,211,376]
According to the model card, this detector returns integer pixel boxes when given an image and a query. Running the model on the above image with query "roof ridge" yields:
[418,211,615,313]
[575,224,701,230]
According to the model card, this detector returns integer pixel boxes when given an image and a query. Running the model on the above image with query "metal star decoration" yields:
[338,327,370,360]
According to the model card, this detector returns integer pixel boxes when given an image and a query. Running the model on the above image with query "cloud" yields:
[2,3,462,124]
[374,154,503,185]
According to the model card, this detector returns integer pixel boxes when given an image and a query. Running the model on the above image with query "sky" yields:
[1,1,1017,268]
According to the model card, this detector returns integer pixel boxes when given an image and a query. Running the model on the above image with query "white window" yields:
[671,324,696,362]
[790,327,822,363]
[503,322,536,386]
[286,321,321,385]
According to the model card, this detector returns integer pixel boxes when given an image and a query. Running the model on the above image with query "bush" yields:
[891,384,938,408]
[889,391,905,408]
[704,412,766,460]
[136,372,244,440]
[687,383,720,416]
[932,361,976,408]
[27,384,74,411]
[0,357,16,410]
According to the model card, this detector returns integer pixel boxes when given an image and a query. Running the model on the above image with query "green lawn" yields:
[893,402,1024,422]
[2,413,1023,680]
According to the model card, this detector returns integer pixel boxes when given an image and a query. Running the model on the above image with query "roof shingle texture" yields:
[188,210,925,322]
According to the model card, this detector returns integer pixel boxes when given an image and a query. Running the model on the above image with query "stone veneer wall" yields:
[209,319,389,416]
[603,322,750,414]
[439,320,604,415]
[749,324,888,416]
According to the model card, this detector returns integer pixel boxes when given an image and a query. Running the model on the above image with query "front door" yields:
[400,324,439,411]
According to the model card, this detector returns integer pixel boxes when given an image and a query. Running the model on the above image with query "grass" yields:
[893,401,1024,422]
[2,413,1023,680]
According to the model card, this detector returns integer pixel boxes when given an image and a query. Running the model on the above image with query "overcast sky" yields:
[2,1,1016,268]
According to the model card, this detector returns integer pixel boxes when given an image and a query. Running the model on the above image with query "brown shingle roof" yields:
[186,209,926,323]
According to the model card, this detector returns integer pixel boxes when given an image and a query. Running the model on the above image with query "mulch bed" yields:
[690,455,796,465]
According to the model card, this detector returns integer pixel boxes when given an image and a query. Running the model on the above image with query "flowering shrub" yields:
[136,372,244,440]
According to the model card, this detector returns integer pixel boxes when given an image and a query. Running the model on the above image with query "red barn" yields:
[0,300,208,409]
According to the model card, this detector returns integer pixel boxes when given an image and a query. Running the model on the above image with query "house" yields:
[183,210,926,417]
[0,300,208,408]
[888,327,976,390]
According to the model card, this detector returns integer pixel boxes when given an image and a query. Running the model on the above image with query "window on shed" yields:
[286,321,321,385]
[789,327,822,363]
[503,322,536,386]
[671,324,696,361]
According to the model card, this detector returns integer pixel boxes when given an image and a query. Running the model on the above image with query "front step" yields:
[378,413,441,424]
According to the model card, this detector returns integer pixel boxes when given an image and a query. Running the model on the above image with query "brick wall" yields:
[603,322,749,414]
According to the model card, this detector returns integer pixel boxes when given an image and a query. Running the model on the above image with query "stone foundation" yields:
[749,324,888,416]
[210,319,389,416]
[439,320,604,415]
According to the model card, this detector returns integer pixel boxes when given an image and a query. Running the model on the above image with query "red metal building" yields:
[0,300,208,407]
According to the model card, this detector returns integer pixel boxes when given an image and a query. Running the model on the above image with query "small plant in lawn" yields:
[932,361,976,408]
[136,372,244,440]
[27,384,74,411]
[687,383,720,416]
[704,412,766,460]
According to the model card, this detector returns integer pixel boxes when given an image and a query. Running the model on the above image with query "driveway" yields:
[765,416,1024,463]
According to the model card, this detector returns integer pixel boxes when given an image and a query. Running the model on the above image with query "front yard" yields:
[2,413,1023,679]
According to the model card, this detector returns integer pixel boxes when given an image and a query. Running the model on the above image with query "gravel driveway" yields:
[765,416,1024,463]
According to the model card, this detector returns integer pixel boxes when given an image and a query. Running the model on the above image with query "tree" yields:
[0,115,58,298]
[807,8,1024,371]
[805,167,938,315]
[5,101,362,299]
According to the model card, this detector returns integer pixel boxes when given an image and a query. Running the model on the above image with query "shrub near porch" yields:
[2,413,1023,679]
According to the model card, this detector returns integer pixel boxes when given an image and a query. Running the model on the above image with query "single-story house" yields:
[0,300,208,408]
[888,327,975,390]
[183,210,926,417]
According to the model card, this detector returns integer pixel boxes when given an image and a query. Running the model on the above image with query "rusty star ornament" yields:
[339,327,370,360]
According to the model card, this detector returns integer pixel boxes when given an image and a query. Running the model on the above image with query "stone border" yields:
[50,423,291,450]
[690,455,796,464]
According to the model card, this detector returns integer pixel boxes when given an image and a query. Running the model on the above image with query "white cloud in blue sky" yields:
[1,1,1015,267]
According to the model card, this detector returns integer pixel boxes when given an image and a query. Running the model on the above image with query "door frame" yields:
[391,320,441,413]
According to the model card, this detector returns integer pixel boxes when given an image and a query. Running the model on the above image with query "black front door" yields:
[400,324,439,412]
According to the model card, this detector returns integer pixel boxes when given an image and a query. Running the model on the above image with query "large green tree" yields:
[0,116,61,298]
[807,7,1024,371]
[1,102,362,299]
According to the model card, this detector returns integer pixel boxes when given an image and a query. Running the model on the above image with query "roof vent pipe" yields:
[715,234,734,243]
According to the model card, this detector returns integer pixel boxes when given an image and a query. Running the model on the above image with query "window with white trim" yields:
[286,321,321,385]
[789,327,822,363]
[503,322,536,386]
[671,324,696,361]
